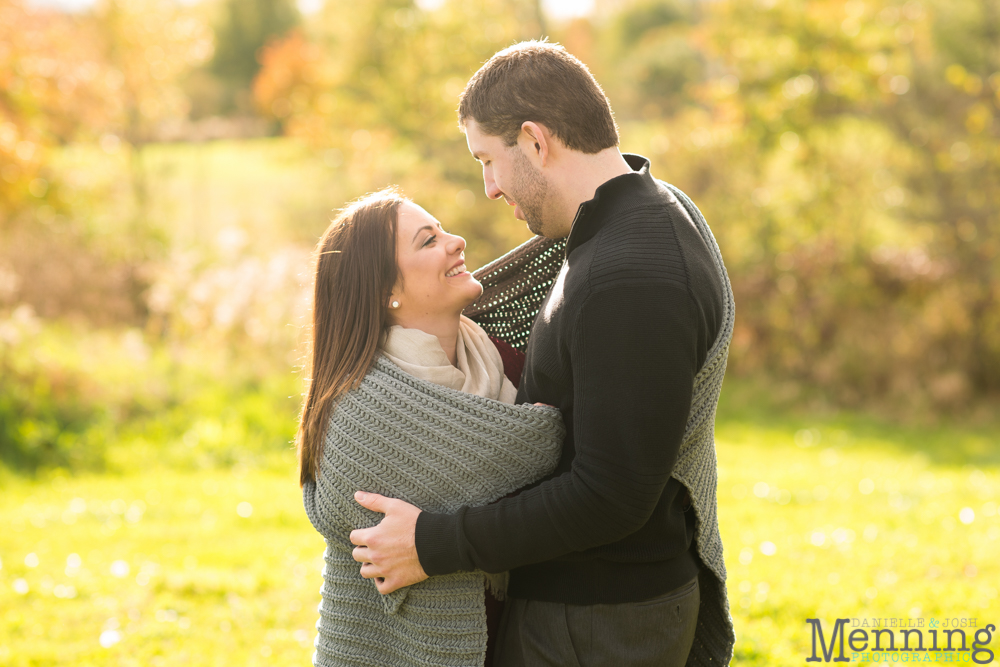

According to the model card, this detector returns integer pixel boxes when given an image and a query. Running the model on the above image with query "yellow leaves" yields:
[718,74,741,95]
[730,38,751,60]
[888,74,910,95]
[963,75,983,95]
[946,64,983,96]
[868,53,888,75]
[314,92,337,115]
[841,0,868,36]
[13,140,36,163]
[956,220,978,243]
[775,36,798,60]
[965,104,993,135]
[782,74,815,100]
[946,63,967,86]
[441,76,466,104]
[845,0,866,18]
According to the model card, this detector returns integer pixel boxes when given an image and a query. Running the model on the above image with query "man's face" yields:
[464,119,552,237]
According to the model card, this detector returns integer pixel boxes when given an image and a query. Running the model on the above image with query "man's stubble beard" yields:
[508,147,552,237]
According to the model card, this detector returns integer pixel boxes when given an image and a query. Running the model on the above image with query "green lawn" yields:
[0,467,323,666]
[2,398,998,666]
[714,405,1000,665]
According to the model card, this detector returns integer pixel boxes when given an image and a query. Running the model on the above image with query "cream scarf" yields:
[380,314,518,599]
[381,315,517,404]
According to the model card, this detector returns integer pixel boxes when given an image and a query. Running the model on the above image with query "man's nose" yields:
[484,170,502,200]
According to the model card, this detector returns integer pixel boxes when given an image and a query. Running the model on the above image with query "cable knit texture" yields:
[302,356,564,667]
[664,183,737,666]
[302,176,735,666]
[464,180,736,666]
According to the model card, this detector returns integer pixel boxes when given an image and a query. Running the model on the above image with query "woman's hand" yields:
[350,492,429,595]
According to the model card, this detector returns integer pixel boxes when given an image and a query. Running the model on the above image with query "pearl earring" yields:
[391,300,400,309]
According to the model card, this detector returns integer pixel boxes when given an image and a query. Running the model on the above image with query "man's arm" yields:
[353,282,701,592]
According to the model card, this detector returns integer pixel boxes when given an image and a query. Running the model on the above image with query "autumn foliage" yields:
[2,0,999,424]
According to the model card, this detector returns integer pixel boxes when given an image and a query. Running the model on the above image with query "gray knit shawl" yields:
[303,180,736,667]
[664,183,737,667]
[302,357,565,667]
[463,183,737,666]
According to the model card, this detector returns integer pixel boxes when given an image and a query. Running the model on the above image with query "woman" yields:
[298,188,566,667]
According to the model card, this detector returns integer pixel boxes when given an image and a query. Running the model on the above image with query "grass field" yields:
[4,138,998,664]
[714,385,1000,665]
[2,386,998,666]
[0,467,323,666]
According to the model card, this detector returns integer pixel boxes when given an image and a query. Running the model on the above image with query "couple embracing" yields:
[297,41,736,667]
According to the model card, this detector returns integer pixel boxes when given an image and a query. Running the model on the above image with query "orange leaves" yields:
[0,0,213,219]
[0,1,106,215]
[252,30,323,122]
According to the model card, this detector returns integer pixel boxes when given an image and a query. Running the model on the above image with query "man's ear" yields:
[520,121,550,166]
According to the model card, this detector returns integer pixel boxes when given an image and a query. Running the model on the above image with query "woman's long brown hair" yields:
[297,189,404,486]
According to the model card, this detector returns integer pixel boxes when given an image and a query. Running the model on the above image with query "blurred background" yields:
[1,0,998,664]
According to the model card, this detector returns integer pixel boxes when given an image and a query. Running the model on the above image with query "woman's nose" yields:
[447,232,466,254]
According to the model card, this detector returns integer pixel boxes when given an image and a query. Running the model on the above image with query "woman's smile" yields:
[391,201,483,322]
[445,260,468,278]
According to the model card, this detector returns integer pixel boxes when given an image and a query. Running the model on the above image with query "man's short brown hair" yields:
[458,41,619,154]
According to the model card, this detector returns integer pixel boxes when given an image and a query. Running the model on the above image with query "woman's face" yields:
[390,201,482,321]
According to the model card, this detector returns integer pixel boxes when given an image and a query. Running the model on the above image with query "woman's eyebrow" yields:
[411,225,434,243]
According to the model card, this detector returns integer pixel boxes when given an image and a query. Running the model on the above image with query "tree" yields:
[252,0,549,268]
[0,0,213,323]
[690,0,1000,407]
[0,0,111,220]
[210,0,299,113]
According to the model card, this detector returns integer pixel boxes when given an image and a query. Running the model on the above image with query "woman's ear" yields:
[388,284,402,310]
[385,292,401,325]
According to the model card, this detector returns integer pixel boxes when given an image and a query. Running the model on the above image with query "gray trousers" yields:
[494,577,700,667]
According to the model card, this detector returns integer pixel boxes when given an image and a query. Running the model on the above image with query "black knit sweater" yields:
[416,155,725,604]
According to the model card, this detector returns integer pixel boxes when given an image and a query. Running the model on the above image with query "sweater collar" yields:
[564,154,656,257]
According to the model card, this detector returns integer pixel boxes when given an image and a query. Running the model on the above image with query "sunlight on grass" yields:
[0,469,324,666]
[1,411,998,665]
[717,420,1000,665]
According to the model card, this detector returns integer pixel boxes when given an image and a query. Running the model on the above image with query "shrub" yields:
[0,310,109,471]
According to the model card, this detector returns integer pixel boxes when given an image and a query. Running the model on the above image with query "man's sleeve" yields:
[415,282,701,575]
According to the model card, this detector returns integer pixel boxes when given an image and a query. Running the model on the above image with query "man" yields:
[351,41,736,666]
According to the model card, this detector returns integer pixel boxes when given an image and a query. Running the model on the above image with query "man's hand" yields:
[350,491,428,595]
